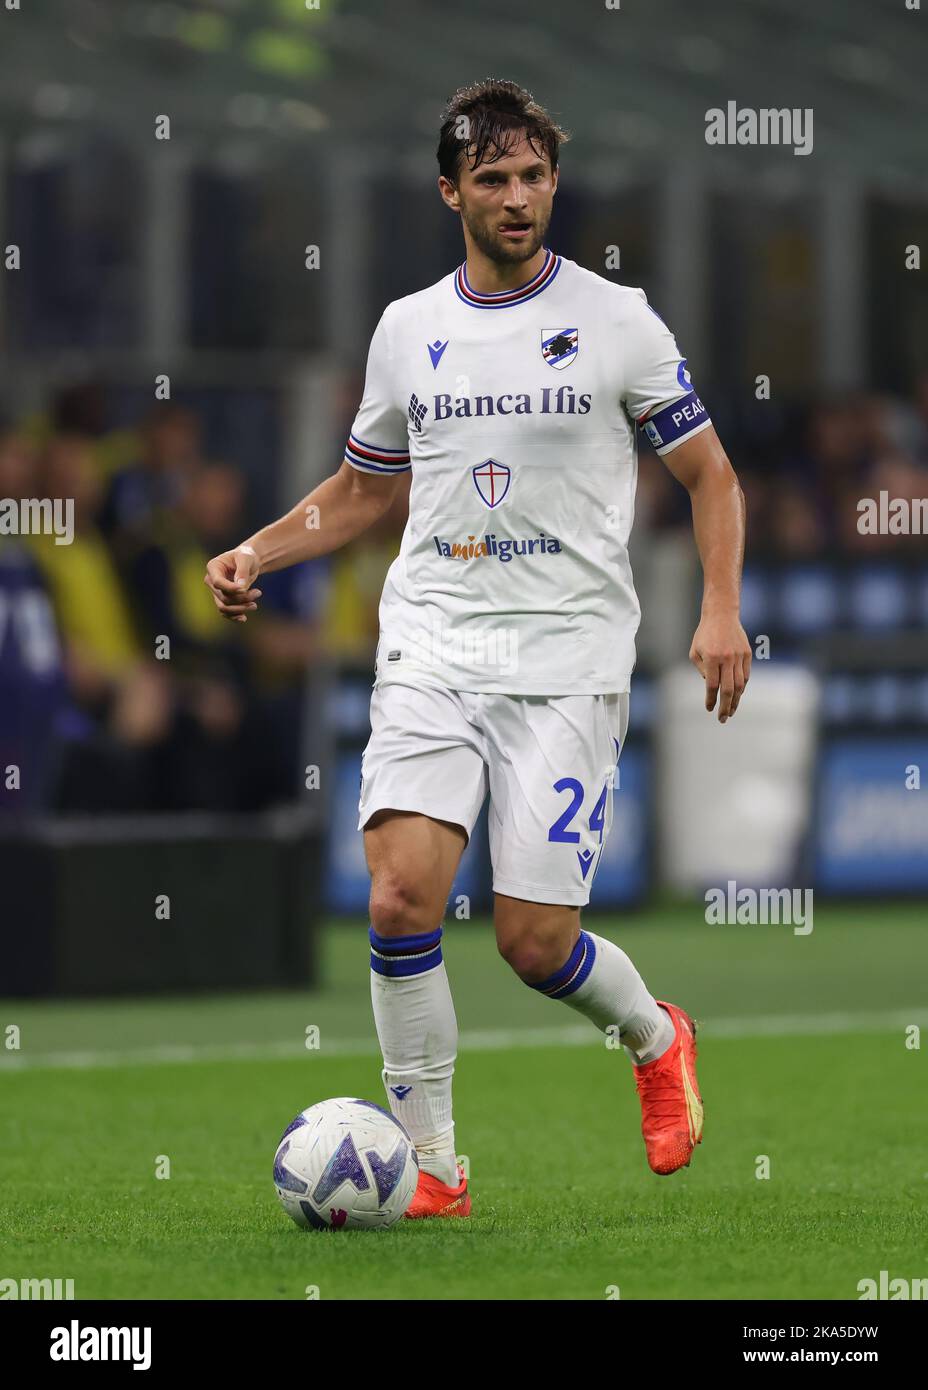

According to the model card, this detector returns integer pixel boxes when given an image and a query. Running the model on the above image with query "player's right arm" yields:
[204,461,401,623]
[206,306,410,622]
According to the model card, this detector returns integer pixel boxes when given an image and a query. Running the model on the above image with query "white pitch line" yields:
[0,1009,924,1073]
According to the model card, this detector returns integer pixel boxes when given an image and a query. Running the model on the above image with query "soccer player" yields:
[206,80,751,1218]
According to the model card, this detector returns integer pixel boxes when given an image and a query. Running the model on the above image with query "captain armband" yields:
[639,391,712,455]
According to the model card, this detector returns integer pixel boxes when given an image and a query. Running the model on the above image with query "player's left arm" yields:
[659,424,751,722]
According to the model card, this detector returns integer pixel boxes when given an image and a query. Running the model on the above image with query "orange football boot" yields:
[632,1001,703,1175]
[404,1161,471,1219]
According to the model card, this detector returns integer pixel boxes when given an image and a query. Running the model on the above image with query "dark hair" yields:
[437,79,569,183]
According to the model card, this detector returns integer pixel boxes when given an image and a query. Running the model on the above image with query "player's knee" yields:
[497,930,559,985]
[369,874,432,937]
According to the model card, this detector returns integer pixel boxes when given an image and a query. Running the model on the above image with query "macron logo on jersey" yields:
[427,339,449,369]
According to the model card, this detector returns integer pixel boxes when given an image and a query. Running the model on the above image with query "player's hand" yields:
[689,613,751,723]
[204,545,263,624]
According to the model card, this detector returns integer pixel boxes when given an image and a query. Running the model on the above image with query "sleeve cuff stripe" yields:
[345,442,410,468]
[346,455,412,475]
[347,433,410,461]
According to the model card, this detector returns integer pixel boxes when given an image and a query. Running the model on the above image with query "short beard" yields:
[460,201,551,266]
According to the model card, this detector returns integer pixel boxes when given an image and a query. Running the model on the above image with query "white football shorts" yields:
[358,682,630,906]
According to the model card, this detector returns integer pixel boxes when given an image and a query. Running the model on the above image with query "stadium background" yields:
[1,0,926,1302]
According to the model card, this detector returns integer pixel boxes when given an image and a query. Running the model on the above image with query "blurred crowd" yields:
[1,379,926,817]
[0,386,405,816]
[637,379,928,560]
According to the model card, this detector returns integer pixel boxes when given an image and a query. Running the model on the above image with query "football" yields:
[273,1097,419,1230]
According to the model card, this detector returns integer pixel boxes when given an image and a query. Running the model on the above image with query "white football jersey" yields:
[345,250,711,695]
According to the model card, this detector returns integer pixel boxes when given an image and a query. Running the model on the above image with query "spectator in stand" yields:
[788,397,872,552]
[127,458,324,807]
[0,432,72,814]
[908,371,928,465]
[768,479,827,561]
[28,431,173,810]
[103,403,203,562]
[837,446,928,558]
[124,459,252,808]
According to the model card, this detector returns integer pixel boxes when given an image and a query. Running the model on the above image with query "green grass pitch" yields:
[1,904,926,1300]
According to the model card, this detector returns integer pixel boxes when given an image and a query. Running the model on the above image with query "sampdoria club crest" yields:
[541,327,578,370]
